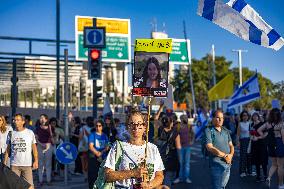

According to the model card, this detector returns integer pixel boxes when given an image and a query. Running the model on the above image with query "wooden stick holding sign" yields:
[141,97,152,182]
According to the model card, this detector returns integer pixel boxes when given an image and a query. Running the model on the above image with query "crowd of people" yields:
[0,105,284,189]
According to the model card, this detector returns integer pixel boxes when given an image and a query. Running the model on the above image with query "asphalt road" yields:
[39,142,278,189]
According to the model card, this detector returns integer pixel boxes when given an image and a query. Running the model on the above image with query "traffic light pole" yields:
[93,80,98,119]
[64,49,69,185]
[11,58,18,120]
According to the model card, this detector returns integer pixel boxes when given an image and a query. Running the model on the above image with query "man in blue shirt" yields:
[205,109,234,189]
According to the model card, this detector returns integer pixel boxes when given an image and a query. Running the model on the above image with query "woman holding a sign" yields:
[104,109,169,189]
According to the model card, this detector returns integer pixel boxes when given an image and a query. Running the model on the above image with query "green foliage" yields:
[171,54,281,110]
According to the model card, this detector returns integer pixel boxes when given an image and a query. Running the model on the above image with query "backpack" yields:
[154,128,174,162]
[93,141,123,189]
[201,127,215,157]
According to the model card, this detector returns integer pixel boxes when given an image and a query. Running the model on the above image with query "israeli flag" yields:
[194,111,209,140]
[103,96,112,118]
[197,0,284,51]
[227,73,260,108]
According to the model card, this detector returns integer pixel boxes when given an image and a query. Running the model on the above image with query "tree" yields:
[172,54,277,110]
[272,81,284,106]
[171,55,233,110]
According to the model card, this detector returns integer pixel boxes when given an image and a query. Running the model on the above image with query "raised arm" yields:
[154,103,164,121]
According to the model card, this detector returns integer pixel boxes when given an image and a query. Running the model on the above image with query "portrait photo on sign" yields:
[133,52,169,97]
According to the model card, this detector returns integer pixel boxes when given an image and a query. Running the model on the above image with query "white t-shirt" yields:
[0,125,13,154]
[239,121,250,139]
[9,128,36,166]
[104,141,165,188]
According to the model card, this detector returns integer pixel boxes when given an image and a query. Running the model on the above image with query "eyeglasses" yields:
[128,122,145,128]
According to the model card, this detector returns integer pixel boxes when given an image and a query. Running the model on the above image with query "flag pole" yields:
[232,49,247,112]
[211,44,218,110]
[183,20,197,117]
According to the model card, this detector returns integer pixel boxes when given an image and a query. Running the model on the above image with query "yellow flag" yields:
[208,74,234,102]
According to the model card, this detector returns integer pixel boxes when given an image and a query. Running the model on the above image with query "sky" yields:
[0,0,283,83]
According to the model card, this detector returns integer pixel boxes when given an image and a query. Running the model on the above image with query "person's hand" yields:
[160,100,164,107]
[33,160,38,170]
[134,167,148,179]
[140,181,152,189]
[224,154,233,164]
[95,151,102,157]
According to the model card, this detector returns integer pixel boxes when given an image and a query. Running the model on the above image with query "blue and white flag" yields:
[103,96,112,118]
[197,0,284,51]
[194,111,209,140]
[227,73,260,108]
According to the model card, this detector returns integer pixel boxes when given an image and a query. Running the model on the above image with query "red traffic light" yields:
[90,49,100,60]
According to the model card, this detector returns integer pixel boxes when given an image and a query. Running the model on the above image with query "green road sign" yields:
[75,16,131,62]
[78,34,129,62]
[169,39,191,64]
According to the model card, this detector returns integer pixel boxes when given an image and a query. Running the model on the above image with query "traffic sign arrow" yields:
[60,146,73,159]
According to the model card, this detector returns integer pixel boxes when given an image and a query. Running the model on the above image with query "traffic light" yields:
[88,48,102,80]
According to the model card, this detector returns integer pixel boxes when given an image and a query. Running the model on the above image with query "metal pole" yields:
[183,21,197,116]
[56,0,61,120]
[24,91,27,108]
[11,58,17,119]
[46,88,49,108]
[93,80,97,119]
[212,45,216,86]
[85,81,88,111]
[131,61,134,105]
[64,49,69,185]
[32,90,34,108]
[232,49,247,86]
[122,66,125,113]
[78,78,81,111]
[238,51,242,86]
[62,84,64,110]
[232,49,247,112]
[212,44,218,110]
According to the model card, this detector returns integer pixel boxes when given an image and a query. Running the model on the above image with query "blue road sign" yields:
[83,27,106,48]
[55,142,78,165]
